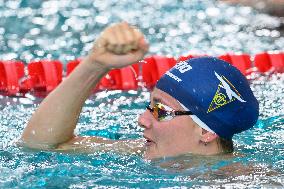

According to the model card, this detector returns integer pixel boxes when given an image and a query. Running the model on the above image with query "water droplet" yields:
[29,28,40,35]
[95,16,108,24]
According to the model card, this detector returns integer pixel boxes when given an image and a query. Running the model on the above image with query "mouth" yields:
[143,135,155,146]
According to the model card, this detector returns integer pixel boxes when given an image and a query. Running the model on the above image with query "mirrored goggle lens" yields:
[153,104,169,121]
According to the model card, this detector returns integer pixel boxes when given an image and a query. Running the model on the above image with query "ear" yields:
[200,128,218,143]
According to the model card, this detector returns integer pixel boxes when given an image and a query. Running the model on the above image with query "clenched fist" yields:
[86,22,149,70]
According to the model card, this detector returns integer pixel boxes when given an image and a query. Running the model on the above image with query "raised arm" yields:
[20,22,149,149]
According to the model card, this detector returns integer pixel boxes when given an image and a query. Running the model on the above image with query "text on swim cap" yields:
[175,61,193,73]
[165,71,182,82]
[164,61,193,82]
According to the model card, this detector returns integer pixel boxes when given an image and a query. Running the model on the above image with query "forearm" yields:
[21,56,109,147]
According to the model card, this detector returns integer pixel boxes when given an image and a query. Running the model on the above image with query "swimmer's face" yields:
[138,88,203,159]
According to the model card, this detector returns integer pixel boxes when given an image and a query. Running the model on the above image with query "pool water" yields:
[0,0,283,188]
[1,77,284,188]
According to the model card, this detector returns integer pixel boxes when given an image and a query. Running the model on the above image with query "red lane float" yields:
[255,52,284,72]
[177,54,208,62]
[66,59,81,76]
[219,54,251,75]
[66,60,139,90]
[27,60,63,92]
[0,52,283,97]
[132,55,176,88]
[98,67,138,90]
[0,60,27,95]
[177,54,197,62]
[115,66,138,90]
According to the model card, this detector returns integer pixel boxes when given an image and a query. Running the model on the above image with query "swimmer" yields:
[20,22,259,159]
[221,0,284,16]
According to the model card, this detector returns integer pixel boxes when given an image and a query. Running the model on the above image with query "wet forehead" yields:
[150,88,184,110]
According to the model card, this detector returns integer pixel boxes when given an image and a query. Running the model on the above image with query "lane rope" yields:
[0,52,283,97]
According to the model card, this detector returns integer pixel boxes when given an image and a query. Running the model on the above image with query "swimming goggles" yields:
[146,102,193,121]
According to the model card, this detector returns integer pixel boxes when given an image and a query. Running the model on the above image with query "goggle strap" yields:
[174,111,193,116]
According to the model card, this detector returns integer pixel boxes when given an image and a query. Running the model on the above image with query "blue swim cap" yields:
[156,57,259,139]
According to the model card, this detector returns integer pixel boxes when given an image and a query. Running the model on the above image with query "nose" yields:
[138,110,153,129]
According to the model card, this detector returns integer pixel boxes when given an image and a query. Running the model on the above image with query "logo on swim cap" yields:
[207,72,246,113]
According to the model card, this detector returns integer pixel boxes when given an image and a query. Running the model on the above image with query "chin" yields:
[144,149,174,160]
[143,149,154,160]
[143,146,161,160]
[143,143,182,160]
[144,147,193,160]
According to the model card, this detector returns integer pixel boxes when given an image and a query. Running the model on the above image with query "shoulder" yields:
[17,136,145,155]
[55,136,145,154]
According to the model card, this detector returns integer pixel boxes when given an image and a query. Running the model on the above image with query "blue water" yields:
[0,0,284,188]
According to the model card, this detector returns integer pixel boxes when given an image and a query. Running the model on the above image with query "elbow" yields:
[20,124,75,150]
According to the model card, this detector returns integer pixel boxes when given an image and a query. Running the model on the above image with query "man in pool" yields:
[20,22,259,159]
